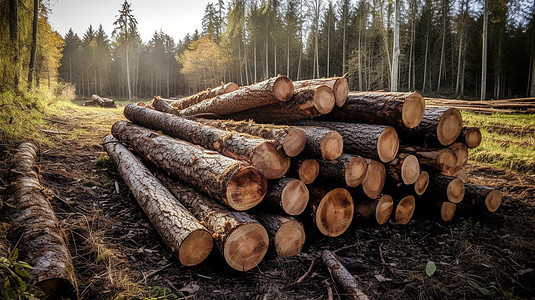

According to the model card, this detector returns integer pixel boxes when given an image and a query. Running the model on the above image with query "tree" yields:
[113,0,138,100]
[481,0,488,100]
[27,0,39,89]
[390,0,400,92]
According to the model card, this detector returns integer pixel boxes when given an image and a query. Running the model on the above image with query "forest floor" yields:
[1,100,534,299]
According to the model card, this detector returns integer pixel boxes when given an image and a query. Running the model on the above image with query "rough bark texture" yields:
[292,76,349,107]
[290,157,319,184]
[321,250,369,300]
[103,136,213,266]
[398,107,463,147]
[457,126,482,148]
[111,121,267,210]
[227,85,335,123]
[361,159,386,200]
[254,214,305,258]
[171,82,239,110]
[152,96,182,116]
[394,195,416,225]
[317,153,367,187]
[124,103,290,179]
[306,186,354,237]
[9,142,78,299]
[385,153,420,186]
[156,173,269,272]
[85,94,116,108]
[180,76,293,116]
[298,125,343,160]
[264,178,309,216]
[400,145,457,174]
[326,91,425,128]
[353,193,394,225]
[295,120,399,163]
[464,183,502,212]
[427,174,465,204]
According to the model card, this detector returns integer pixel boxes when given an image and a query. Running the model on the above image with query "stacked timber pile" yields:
[102,75,503,276]
[84,94,117,108]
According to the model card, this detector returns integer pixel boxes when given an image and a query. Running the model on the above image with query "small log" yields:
[399,145,457,175]
[326,91,425,128]
[449,168,469,183]
[293,76,349,107]
[457,126,482,148]
[440,202,457,221]
[291,157,320,184]
[463,184,502,212]
[318,153,367,187]
[152,96,182,116]
[427,174,465,203]
[307,187,354,237]
[446,142,468,175]
[171,82,239,110]
[9,142,78,298]
[353,193,394,225]
[414,171,430,196]
[385,153,420,185]
[361,159,386,200]
[103,136,213,266]
[394,195,416,225]
[111,121,267,210]
[416,198,457,222]
[298,125,344,160]
[264,178,309,216]
[86,94,116,107]
[254,214,305,258]
[321,250,369,300]
[156,173,269,272]
[398,107,463,147]
[180,76,293,116]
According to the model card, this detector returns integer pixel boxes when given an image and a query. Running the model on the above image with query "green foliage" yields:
[0,249,44,300]
[144,286,178,300]
[425,261,436,277]
[459,219,482,238]
[96,155,113,169]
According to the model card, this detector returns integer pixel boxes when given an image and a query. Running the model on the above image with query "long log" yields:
[318,153,367,187]
[291,157,320,184]
[111,121,267,210]
[361,159,386,199]
[398,107,463,147]
[156,173,269,271]
[264,178,309,216]
[254,214,305,258]
[170,82,239,110]
[298,125,343,160]
[9,142,78,298]
[463,184,502,212]
[180,76,293,116]
[124,103,290,179]
[293,76,349,107]
[394,195,416,225]
[399,145,457,175]
[307,187,354,237]
[326,91,425,128]
[353,193,394,225]
[103,136,213,266]
[385,153,420,186]
[427,174,465,203]
[321,250,369,300]
[295,120,399,163]
[457,127,482,148]
[85,94,116,107]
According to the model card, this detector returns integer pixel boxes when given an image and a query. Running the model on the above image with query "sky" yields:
[48,0,214,43]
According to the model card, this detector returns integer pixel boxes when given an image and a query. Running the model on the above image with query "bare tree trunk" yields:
[390,0,400,92]
[481,0,488,100]
[9,0,19,87]
[437,0,446,92]
[423,19,429,92]
[27,0,38,89]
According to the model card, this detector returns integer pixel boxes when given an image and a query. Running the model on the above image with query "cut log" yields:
[156,173,269,272]
[254,214,305,258]
[85,94,116,107]
[399,145,457,174]
[291,158,320,184]
[264,178,309,216]
[180,76,293,116]
[170,82,239,110]
[416,198,457,221]
[293,76,349,107]
[152,96,182,116]
[102,136,213,266]
[111,121,267,210]
[193,118,307,157]
[361,159,386,199]
[440,202,457,221]
[326,91,425,128]
[321,250,369,300]
[414,171,430,196]
[318,153,367,187]
[464,184,502,212]
[295,120,399,163]
[449,168,469,183]
[307,187,354,237]
[398,107,463,147]
[446,142,468,175]
[9,142,78,299]
[298,125,344,160]
[457,126,482,148]
[427,174,465,203]
[123,104,290,179]
[353,193,394,225]
[227,85,335,123]
[394,195,416,225]
[385,153,420,186]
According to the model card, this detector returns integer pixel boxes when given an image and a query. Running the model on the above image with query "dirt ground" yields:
[1,103,534,299]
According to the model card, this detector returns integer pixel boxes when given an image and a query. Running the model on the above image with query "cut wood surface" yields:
[447,142,468,175]
[427,174,465,203]
[307,187,354,237]
[111,121,267,210]
[170,82,239,110]
[180,76,293,116]
[440,202,457,221]
[398,107,463,147]
[291,158,320,184]
[254,214,305,258]
[124,103,290,179]
[264,178,309,216]
[321,250,369,300]
[298,125,343,160]
[156,173,269,272]
[292,76,349,107]
[394,195,416,224]
[103,136,213,266]
[400,145,457,174]
[414,171,430,196]
[464,184,502,212]
[458,127,482,148]
[353,193,394,225]
[385,153,420,185]
[318,153,367,187]
[295,120,399,163]
[361,159,386,199]
[327,91,425,128]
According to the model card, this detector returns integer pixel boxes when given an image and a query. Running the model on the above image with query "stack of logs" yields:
[103,76,502,273]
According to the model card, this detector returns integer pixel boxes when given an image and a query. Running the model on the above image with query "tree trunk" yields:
[463,184,502,212]
[321,250,369,300]
[437,1,446,92]
[152,96,181,116]
[385,153,420,186]
[318,153,367,187]
[124,103,290,179]
[156,173,269,272]
[9,142,78,298]
[290,157,319,184]
[427,174,465,203]
[102,136,213,266]
[399,145,457,175]
[306,187,354,237]
[361,159,386,200]
[394,195,416,224]
[353,193,394,225]
[481,0,488,100]
[457,127,482,148]
[423,21,429,92]
[254,214,305,258]
[170,82,239,110]
[326,91,425,129]
[27,0,38,89]
[111,121,267,210]
[9,0,19,87]
[292,76,349,107]
[390,0,400,92]
[295,120,399,163]
[297,125,343,161]
[264,178,309,216]
[179,76,293,116]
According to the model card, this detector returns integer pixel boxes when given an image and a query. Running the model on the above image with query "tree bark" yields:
[399,145,457,175]
[9,142,78,299]
[391,0,400,92]
[9,0,19,87]
[318,153,367,187]
[124,103,289,179]
[306,187,354,237]
[427,174,465,203]
[394,195,416,225]
[264,178,309,216]
[254,214,305,258]
[463,184,502,212]
[152,96,181,116]
[325,91,425,129]
[27,0,38,89]
[156,173,269,272]
[353,193,394,225]
[297,125,343,161]
[481,0,488,100]
[321,250,369,300]
[385,153,420,186]
[179,76,293,116]
[290,157,319,184]
[170,82,239,110]
[111,121,266,210]
[292,76,349,107]
[457,127,482,148]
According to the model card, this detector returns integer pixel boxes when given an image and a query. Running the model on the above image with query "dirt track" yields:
[1,103,534,299]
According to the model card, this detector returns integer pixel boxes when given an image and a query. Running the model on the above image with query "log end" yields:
[446,177,466,204]
[395,195,416,225]
[376,194,394,225]
[485,189,502,213]
[313,85,336,114]
[251,142,291,179]
[178,229,214,266]
[438,148,458,175]
[225,82,240,93]
[401,155,420,185]
[274,76,295,101]
[465,127,482,148]
[362,160,386,200]
[333,77,349,107]
[449,142,468,168]
[224,223,269,271]
[316,188,354,237]
[345,156,368,187]
[414,171,430,196]
[298,159,320,184]
[437,108,463,146]
[36,278,78,300]
[440,202,457,221]
[402,92,425,128]
[275,219,306,257]
[283,128,307,157]
[377,127,399,163]
[226,166,268,210]
[321,131,344,160]
[281,179,309,215]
